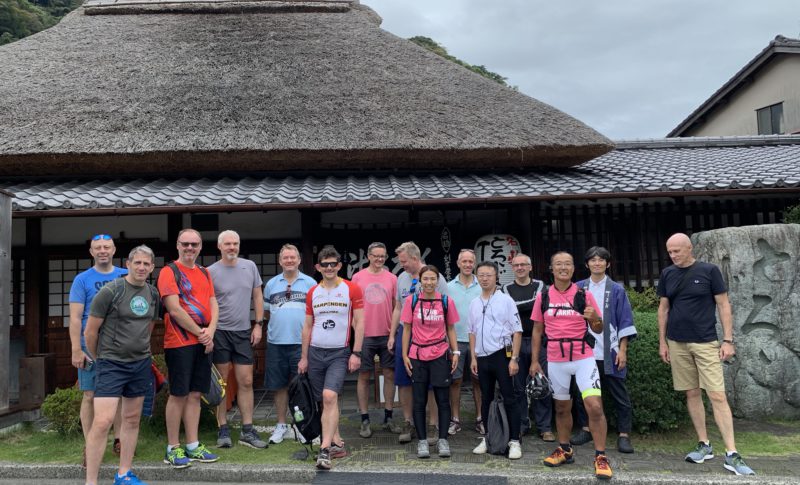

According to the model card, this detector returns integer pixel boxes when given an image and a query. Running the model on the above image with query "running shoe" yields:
[359,419,372,438]
[472,437,487,455]
[113,470,147,485]
[398,420,413,443]
[239,429,268,449]
[316,447,332,470]
[723,452,755,475]
[185,443,219,463]
[437,438,451,458]
[217,427,232,448]
[163,447,191,469]
[594,454,613,479]
[330,441,347,459]
[508,440,522,460]
[417,440,430,459]
[685,441,714,464]
[543,446,574,467]
[447,418,461,436]
[269,423,289,444]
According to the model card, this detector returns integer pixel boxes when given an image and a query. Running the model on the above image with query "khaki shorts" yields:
[668,339,725,392]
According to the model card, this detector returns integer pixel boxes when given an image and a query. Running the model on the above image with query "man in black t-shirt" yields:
[657,233,754,476]
[502,254,554,442]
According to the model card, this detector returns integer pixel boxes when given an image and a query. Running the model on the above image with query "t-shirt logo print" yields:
[322,319,336,330]
[130,295,150,316]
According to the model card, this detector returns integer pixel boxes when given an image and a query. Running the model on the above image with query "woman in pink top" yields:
[401,265,459,459]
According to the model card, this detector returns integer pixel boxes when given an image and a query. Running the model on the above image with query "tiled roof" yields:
[4,136,800,213]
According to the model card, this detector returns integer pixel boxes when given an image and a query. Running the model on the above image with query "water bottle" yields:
[293,406,304,422]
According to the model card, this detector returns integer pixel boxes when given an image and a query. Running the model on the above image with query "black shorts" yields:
[213,329,254,365]
[308,346,350,402]
[411,355,452,388]
[165,344,212,397]
[95,358,151,398]
[360,335,394,372]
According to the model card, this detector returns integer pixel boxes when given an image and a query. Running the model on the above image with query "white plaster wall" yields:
[688,56,800,136]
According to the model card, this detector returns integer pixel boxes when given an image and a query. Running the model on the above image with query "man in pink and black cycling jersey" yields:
[530,251,612,480]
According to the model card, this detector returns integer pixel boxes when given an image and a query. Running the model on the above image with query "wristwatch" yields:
[722,339,734,345]
[254,319,264,326]
[510,356,520,362]
[352,350,363,357]
[452,350,461,356]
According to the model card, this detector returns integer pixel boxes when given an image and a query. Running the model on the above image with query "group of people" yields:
[70,230,755,484]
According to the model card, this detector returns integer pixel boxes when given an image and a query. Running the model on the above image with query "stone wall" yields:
[692,224,800,419]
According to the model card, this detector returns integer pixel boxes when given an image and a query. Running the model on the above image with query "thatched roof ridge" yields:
[0,1,613,176]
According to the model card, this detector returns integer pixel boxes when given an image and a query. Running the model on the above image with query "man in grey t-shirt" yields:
[83,245,160,485]
[208,230,266,449]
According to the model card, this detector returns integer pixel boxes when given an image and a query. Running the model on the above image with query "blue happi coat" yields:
[577,277,637,379]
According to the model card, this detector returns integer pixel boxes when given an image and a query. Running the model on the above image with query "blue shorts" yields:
[78,365,97,392]
[264,343,301,390]
[394,327,412,387]
[95,358,151,398]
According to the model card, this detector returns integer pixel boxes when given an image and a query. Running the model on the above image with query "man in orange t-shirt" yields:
[157,228,219,468]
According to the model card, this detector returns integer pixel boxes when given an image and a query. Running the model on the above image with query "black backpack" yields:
[485,393,510,455]
[287,373,322,457]
[539,284,595,360]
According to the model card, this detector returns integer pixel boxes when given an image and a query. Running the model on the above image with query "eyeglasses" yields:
[319,261,339,268]
[92,234,112,241]
[369,254,387,260]
[178,241,201,248]
[285,284,292,299]
[476,273,495,279]
[511,263,531,268]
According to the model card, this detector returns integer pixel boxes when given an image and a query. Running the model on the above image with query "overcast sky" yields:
[366,0,800,141]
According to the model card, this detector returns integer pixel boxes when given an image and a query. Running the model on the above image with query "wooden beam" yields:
[23,218,43,355]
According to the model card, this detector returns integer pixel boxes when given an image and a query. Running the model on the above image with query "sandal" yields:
[448,418,462,435]
[475,417,485,435]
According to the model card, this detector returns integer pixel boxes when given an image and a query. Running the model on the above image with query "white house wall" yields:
[688,56,800,136]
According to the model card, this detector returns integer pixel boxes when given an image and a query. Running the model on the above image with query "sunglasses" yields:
[285,284,292,299]
[178,241,201,248]
[318,261,339,268]
[92,234,112,241]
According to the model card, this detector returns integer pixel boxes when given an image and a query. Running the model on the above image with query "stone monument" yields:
[692,224,800,419]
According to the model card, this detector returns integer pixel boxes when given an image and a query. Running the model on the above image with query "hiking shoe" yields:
[217,427,232,448]
[472,437,487,455]
[447,418,461,435]
[475,417,485,435]
[269,423,289,444]
[685,441,714,464]
[113,470,147,485]
[540,431,556,442]
[164,447,191,469]
[239,429,268,449]
[437,438,451,458]
[594,454,613,480]
[508,440,522,460]
[330,442,347,459]
[723,452,755,475]
[417,440,430,459]
[427,425,438,446]
[113,438,121,456]
[316,447,331,470]
[359,419,372,438]
[398,420,413,443]
[570,428,593,446]
[185,443,219,463]
[384,420,401,433]
[617,435,634,454]
[543,446,574,467]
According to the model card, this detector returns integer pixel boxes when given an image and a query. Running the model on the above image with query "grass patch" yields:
[631,422,800,456]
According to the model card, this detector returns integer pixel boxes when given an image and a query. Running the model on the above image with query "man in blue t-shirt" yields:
[68,234,128,464]
[262,243,316,444]
[657,233,754,476]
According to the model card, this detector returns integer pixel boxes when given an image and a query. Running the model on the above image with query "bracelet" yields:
[722,339,734,345]
[451,350,461,356]
[352,350,362,357]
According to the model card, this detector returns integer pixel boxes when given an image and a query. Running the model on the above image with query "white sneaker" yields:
[472,437,487,455]
[508,440,522,460]
[269,423,289,444]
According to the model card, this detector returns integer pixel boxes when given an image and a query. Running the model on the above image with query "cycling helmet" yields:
[526,372,552,401]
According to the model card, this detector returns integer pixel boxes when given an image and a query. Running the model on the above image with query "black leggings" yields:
[410,356,451,440]
[477,349,521,441]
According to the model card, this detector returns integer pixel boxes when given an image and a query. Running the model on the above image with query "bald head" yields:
[666,233,695,268]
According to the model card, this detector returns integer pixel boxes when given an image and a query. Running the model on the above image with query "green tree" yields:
[0,0,80,45]
[783,202,800,224]
[409,35,513,88]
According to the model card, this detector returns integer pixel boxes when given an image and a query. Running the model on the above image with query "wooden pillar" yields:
[300,210,318,275]
[0,190,11,410]
[23,218,44,355]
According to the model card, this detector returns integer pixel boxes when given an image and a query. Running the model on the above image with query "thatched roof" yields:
[0,0,612,177]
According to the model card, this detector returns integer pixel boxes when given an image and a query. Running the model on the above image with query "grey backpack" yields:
[485,394,510,455]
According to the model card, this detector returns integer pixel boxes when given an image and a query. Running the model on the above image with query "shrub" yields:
[783,202,800,224]
[624,311,689,433]
[625,286,659,312]
[41,386,82,435]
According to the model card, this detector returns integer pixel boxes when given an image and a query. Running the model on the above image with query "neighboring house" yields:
[670,35,800,137]
[1,2,799,397]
